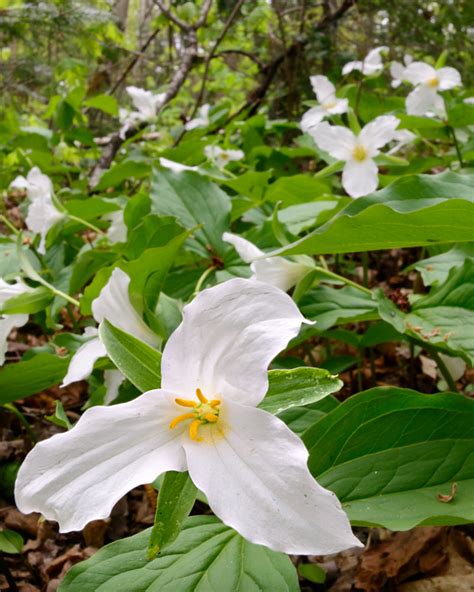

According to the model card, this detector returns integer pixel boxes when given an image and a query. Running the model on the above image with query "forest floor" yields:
[1,248,473,592]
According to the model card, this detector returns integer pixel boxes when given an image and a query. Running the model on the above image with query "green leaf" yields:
[0,240,20,276]
[407,243,474,286]
[377,259,474,364]
[304,387,474,530]
[45,400,72,430]
[59,516,299,592]
[298,563,326,584]
[148,471,197,559]
[271,172,474,255]
[301,285,378,330]
[0,353,70,404]
[69,250,118,294]
[84,94,119,117]
[259,368,342,415]
[0,529,23,554]
[64,197,118,220]
[0,286,52,314]
[265,174,331,206]
[150,169,231,257]
[99,320,161,392]
[95,159,150,190]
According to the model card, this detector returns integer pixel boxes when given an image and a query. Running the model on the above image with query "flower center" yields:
[169,388,221,442]
[352,144,368,161]
[323,100,337,110]
[427,77,439,88]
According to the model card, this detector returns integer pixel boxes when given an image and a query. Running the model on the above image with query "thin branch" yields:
[213,49,265,69]
[153,0,191,31]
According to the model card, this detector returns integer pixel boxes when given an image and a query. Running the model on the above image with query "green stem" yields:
[362,252,369,288]
[448,126,464,168]
[314,266,372,296]
[427,347,459,393]
[3,403,37,443]
[0,215,20,235]
[194,265,216,296]
[67,214,105,235]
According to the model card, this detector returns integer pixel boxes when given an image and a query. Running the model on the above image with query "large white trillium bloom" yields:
[223,232,313,292]
[184,104,210,130]
[10,167,64,254]
[300,75,349,133]
[403,62,462,117]
[204,145,244,168]
[15,279,361,555]
[119,86,165,138]
[342,46,388,76]
[390,54,413,88]
[61,268,159,387]
[0,278,34,366]
[310,116,400,198]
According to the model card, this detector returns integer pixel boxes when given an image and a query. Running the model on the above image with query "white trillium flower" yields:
[159,157,199,173]
[300,75,349,134]
[310,116,400,198]
[103,209,127,243]
[403,61,462,117]
[464,97,474,106]
[223,233,313,292]
[11,167,64,254]
[103,369,126,405]
[0,278,34,366]
[204,145,244,168]
[15,278,361,554]
[184,104,210,131]
[390,54,413,88]
[119,86,165,138]
[61,268,159,387]
[342,46,389,77]
[387,129,417,155]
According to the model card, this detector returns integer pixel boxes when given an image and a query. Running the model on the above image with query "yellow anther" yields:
[189,419,202,441]
[169,412,195,430]
[323,100,337,109]
[175,398,197,408]
[196,388,208,404]
[352,144,367,162]
[210,399,220,408]
[427,77,439,88]
[204,413,219,423]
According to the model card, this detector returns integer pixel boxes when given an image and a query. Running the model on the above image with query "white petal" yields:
[126,86,156,118]
[404,62,436,85]
[184,401,362,555]
[437,67,462,90]
[342,158,379,198]
[14,390,186,532]
[342,60,363,75]
[326,98,349,115]
[104,369,126,404]
[309,122,356,161]
[104,210,127,243]
[390,61,406,84]
[159,157,198,173]
[222,232,265,262]
[363,46,388,71]
[300,106,326,133]
[0,314,28,366]
[25,195,64,254]
[161,278,307,406]
[251,257,311,291]
[310,75,336,104]
[358,115,400,156]
[92,268,159,348]
[404,54,413,66]
[405,85,441,116]
[61,334,106,387]
[10,175,29,190]
[0,278,34,306]
[463,97,474,105]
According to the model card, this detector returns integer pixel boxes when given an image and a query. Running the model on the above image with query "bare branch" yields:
[153,0,191,31]
[213,49,265,70]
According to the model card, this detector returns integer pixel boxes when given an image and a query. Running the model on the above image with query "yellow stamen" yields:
[196,388,208,404]
[427,77,439,88]
[175,398,197,408]
[203,413,219,423]
[189,419,202,440]
[352,144,367,162]
[169,412,195,429]
[210,399,220,408]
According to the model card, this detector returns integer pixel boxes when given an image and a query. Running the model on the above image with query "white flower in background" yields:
[61,268,159,388]
[103,369,126,405]
[184,104,210,130]
[390,54,413,88]
[15,278,361,555]
[223,233,313,292]
[342,46,388,77]
[11,167,64,254]
[300,75,349,134]
[463,97,474,105]
[159,157,199,173]
[387,129,417,155]
[119,86,165,138]
[310,116,400,198]
[0,278,34,366]
[403,61,462,117]
[103,210,127,243]
[437,354,466,391]
[204,145,244,168]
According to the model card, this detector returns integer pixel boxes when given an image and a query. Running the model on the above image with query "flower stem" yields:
[67,214,105,235]
[194,265,216,296]
[448,125,464,168]
[426,345,459,393]
[314,266,372,296]
[0,214,20,235]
